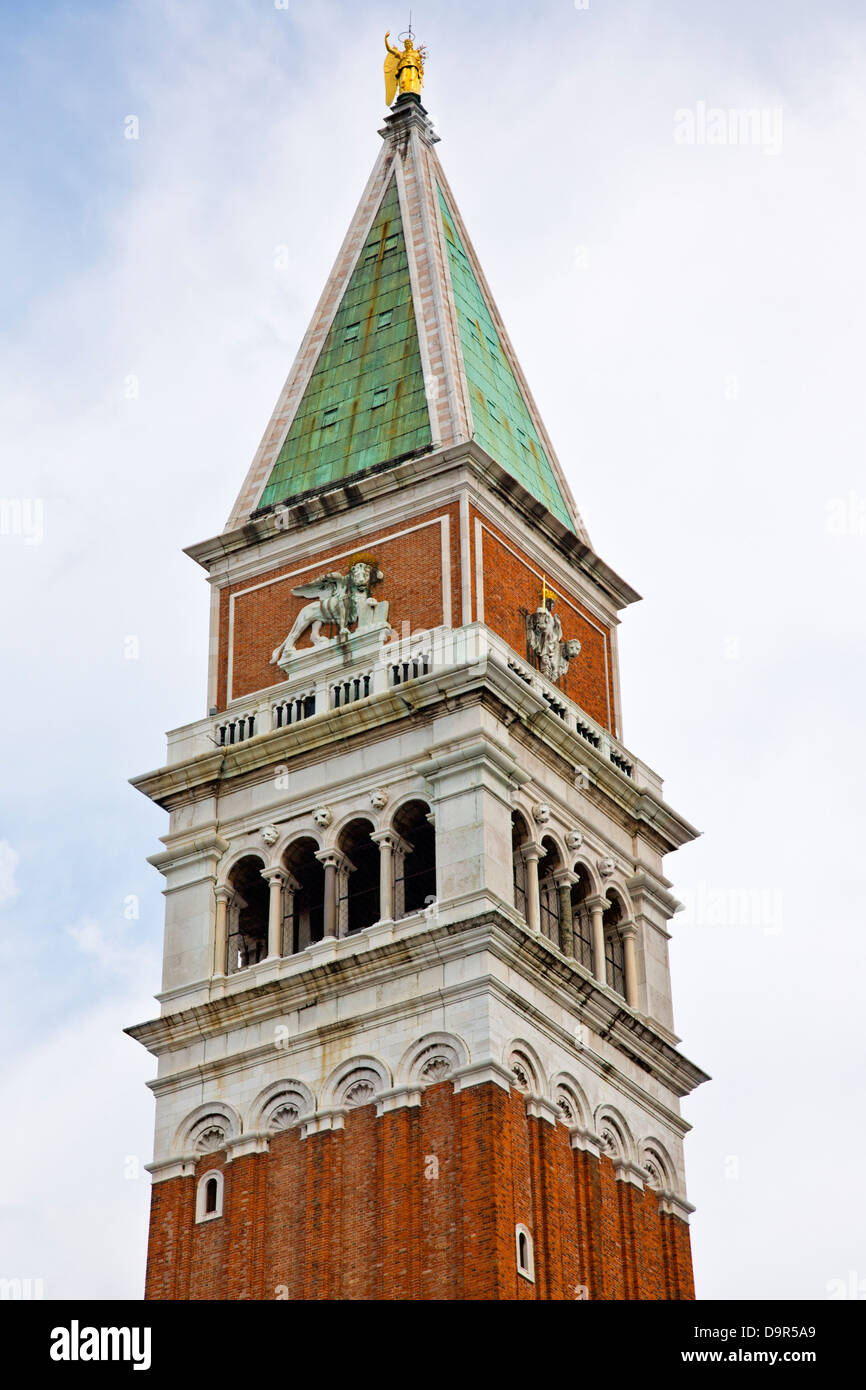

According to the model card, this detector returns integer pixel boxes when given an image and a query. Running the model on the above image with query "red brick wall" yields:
[216,498,617,733]
[472,510,617,733]
[218,504,462,707]
[145,1083,694,1301]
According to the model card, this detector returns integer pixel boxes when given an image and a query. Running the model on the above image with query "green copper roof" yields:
[258,176,431,508]
[437,188,573,530]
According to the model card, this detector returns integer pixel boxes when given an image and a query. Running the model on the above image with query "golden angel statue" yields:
[384,30,426,104]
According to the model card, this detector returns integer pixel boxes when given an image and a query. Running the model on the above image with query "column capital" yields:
[619,920,638,941]
[316,848,352,872]
[520,841,546,865]
[261,866,289,886]
[214,885,235,905]
[553,869,579,889]
[370,828,412,856]
[586,893,609,914]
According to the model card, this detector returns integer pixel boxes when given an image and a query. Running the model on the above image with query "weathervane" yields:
[384,19,427,105]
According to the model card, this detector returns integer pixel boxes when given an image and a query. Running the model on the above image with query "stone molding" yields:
[524,1094,560,1126]
[450,1059,514,1094]
[129,910,708,1105]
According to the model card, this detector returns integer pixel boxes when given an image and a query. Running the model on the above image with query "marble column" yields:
[521,844,544,934]
[554,870,578,958]
[315,850,341,940]
[262,867,288,960]
[587,893,608,985]
[621,921,639,1010]
[213,886,233,977]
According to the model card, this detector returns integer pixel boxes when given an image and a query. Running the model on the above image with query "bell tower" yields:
[129,68,708,1301]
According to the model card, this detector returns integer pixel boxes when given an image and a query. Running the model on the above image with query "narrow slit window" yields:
[322,407,338,428]
[487,399,499,422]
[383,232,399,254]
[372,387,388,409]
[515,1224,535,1282]
[377,310,393,330]
[195,1169,224,1223]
[344,322,360,342]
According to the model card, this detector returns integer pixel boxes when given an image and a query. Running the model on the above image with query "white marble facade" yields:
[130,616,706,1215]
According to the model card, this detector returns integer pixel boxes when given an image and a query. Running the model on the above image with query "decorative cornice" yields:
[126,909,709,1106]
[569,1128,603,1158]
[147,831,230,874]
[450,1058,514,1094]
[224,1133,270,1162]
[375,1084,423,1114]
[625,869,683,921]
[146,1157,196,1184]
[658,1190,696,1222]
[524,1094,560,1126]
[612,1157,647,1189]
[378,95,440,148]
[186,441,639,611]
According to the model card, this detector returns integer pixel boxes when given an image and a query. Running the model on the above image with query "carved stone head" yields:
[369,787,389,811]
[312,806,333,829]
[348,561,379,591]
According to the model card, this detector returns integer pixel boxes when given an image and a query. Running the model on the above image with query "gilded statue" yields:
[384,30,426,105]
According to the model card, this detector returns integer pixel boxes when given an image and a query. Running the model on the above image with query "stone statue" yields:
[270,560,388,669]
[384,30,426,104]
[526,598,581,683]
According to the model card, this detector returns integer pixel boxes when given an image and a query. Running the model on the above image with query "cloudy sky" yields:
[2,0,864,1300]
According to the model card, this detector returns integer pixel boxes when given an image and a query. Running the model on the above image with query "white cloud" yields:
[0,843,18,908]
[65,917,154,979]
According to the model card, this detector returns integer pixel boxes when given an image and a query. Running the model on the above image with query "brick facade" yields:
[471,509,617,732]
[145,1082,694,1302]
[217,498,616,733]
[217,504,462,707]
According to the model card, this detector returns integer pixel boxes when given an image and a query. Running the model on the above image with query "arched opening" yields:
[226,856,268,973]
[195,1168,224,1223]
[538,836,562,945]
[603,892,626,998]
[570,865,594,970]
[338,819,380,935]
[393,800,436,916]
[515,1223,535,1282]
[511,812,530,920]
[282,837,325,954]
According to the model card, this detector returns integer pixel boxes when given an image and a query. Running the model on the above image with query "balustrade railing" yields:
[166,625,658,793]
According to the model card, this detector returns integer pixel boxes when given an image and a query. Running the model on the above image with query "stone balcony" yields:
[164,623,663,799]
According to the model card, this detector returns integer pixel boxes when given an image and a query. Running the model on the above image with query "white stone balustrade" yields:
[162,623,662,798]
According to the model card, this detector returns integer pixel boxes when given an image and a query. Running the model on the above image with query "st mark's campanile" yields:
[129,32,708,1302]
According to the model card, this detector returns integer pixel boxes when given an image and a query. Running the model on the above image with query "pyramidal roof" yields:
[229,96,589,542]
